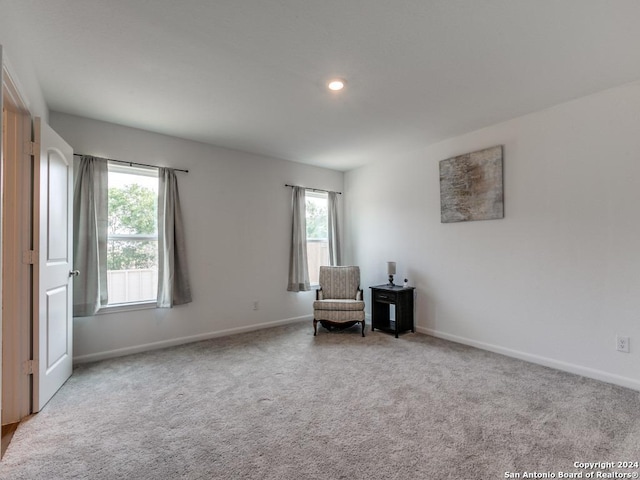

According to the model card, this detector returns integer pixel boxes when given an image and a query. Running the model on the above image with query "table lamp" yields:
[387,261,396,286]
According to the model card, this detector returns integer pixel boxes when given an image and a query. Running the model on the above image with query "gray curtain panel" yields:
[157,167,192,307]
[287,186,310,292]
[73,155,109,316]
[328,191,341,266]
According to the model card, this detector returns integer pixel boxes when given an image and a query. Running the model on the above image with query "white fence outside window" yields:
[107,269,158,304]
[308,240,329,285]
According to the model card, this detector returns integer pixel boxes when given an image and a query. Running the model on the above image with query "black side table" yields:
[369,285,415,338]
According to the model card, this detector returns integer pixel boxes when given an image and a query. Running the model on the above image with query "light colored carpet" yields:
[1,322,638,479]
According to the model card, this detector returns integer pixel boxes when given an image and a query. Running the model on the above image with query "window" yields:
[305,190,329,285]
[106,163,159,305]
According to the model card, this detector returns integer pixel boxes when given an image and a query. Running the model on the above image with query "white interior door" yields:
[33,117,73,412]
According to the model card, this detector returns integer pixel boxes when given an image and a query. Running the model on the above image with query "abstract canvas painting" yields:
[439,145,504,223]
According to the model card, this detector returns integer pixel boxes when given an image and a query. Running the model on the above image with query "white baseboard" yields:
[416,326,640,392]
[73,315,311,364]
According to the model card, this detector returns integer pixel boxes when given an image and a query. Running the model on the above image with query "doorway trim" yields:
[1,56,33,437]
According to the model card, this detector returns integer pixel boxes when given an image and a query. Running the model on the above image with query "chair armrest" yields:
[316,288,323,300]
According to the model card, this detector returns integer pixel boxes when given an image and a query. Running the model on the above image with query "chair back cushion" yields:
[319,266,360,300]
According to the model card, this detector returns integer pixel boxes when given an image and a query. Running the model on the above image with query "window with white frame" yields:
[305,190,329,285]
[106,163,159,305]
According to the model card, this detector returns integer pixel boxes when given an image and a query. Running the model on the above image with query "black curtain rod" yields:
[285,184,342,195]
[73,153,189,173]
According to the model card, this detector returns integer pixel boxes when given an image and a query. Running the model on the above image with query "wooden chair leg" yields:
[313,319,318,336]
[361,320,365,337]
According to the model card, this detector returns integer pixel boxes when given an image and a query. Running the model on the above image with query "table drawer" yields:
[373,290,396,303]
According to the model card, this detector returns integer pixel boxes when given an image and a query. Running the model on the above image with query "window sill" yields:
[97,301,157,315]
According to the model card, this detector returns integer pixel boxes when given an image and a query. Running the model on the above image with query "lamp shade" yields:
[387,262,396,275]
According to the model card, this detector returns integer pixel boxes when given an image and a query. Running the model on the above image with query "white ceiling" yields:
[2,1,640,171]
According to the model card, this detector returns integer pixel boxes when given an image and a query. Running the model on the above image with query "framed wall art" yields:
[439,145,504,223]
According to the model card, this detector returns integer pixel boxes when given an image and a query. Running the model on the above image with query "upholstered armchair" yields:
[313,266,365,337]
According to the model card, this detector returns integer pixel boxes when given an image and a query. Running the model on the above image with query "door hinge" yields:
[23,360,37,375]
[22,250,38,265]
[25,140,38,156]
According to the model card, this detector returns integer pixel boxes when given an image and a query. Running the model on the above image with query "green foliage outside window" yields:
[108,184,157,235]
[107,184,157,271]
[306,198,328,240]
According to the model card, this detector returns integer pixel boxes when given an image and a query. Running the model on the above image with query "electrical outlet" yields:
[253,301,259,311]
[616,336,630,353]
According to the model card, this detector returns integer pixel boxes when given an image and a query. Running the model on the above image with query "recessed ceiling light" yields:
[327,79,346,91]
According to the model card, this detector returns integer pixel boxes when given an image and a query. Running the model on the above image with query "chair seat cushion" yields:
[313,309,365,322]
[313,299,365,311]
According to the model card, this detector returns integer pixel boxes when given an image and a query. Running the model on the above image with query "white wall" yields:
[50,112,343,362]
[344,82,640,390]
